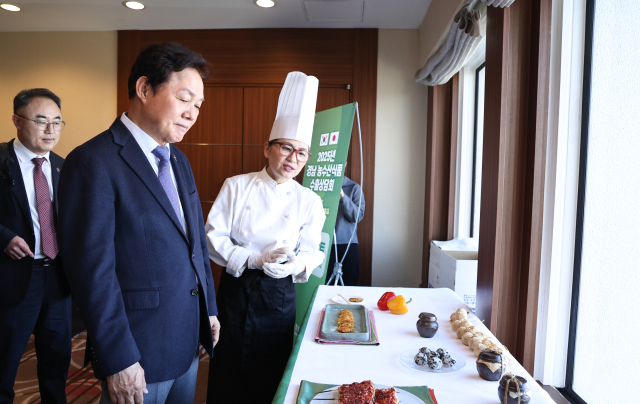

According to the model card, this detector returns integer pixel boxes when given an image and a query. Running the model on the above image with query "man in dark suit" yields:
[57,43,219,404]
[0,88,71,404]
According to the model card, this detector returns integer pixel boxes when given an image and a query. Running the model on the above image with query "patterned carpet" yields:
[13,333,210,403]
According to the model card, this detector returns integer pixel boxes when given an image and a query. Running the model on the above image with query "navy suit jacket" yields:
[0,139,68,308]
[57,118,217,383]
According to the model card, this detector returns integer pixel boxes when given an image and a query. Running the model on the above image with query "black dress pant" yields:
[0,262,72,404]
[325,243,359,287]
[207,269,296,404]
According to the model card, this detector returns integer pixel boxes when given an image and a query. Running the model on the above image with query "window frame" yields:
[469,62,485,238]
[557,0,594,402]
[453,36,486,240]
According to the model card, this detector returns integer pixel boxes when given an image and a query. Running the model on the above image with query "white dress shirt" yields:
[13,138,54,259]
[120,113,186,233]
[205,168,326,283]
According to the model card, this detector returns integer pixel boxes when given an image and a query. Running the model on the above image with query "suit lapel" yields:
[7,140,32,227]
[111,120,188,241]
[170,149,194,247]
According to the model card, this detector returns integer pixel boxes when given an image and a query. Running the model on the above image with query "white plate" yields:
[313,384,423,404]
[400,348,466,373]
[330,295,365,305]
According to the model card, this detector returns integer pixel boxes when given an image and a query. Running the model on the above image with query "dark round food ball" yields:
[427,357,443,370]
[443,356,457,367]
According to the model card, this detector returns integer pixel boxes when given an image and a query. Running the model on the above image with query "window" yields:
[470,63,485,238]
[453,37,485,240]
[560,0,640,402]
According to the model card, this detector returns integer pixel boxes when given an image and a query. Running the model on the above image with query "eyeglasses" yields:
[270,141,312,162]
[15,115,66,132]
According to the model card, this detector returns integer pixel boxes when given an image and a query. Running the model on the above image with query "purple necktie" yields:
[32,157,58,259]
[151,146,185,230]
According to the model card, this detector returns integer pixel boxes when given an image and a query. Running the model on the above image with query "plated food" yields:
[414,347,456,370]
[400,347,466,373]
[337,381,398,404]
[331,295,366,305]
[311,383,422,404]
[338,380,375,404]
[374,387,399,404]
[337,309,355,333]
[449,308,507,359]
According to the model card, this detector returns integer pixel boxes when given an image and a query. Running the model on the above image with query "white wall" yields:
[418,0,466,67]
[372,30,428,287]
[0,31,118,158]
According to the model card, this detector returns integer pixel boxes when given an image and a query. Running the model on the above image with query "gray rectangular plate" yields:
[320,304,370,342]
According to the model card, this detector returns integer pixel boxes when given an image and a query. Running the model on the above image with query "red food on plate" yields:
[377,292,396,311]
[338,380,375,404]
[374,387,398,404]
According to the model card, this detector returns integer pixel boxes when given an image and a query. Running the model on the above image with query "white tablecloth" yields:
[281,285,555,403]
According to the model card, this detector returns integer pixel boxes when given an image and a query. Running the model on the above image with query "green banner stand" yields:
[294,102,356,335]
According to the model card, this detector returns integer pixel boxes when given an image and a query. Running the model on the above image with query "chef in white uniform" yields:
[205,72,325,404]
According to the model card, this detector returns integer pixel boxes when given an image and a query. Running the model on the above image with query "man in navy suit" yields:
[58,43,219,404]
[0,88,71,404]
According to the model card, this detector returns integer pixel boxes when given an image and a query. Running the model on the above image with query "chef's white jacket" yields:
[205,168,326,283]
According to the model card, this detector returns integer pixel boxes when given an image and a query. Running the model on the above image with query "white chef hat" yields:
[269,71,319,148]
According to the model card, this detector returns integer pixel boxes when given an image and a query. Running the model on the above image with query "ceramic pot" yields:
[498,375,531,404]
[476,349,506,381]
[416,312,438,338]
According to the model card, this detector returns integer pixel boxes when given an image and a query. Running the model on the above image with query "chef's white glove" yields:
[262,255,306,279]
[247,247,293,270]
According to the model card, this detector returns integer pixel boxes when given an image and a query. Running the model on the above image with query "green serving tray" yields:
[320,304,370,342]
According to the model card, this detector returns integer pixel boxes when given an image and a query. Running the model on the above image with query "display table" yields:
[273,285,555,404]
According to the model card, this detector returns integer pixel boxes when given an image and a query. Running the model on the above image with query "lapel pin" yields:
[56,167,60,172]
[173,154,177,161]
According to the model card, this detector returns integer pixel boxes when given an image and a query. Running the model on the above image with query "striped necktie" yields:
[151,146,185,230]
[32,157,58,259]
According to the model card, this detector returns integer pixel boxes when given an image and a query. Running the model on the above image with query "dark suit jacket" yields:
[57,118,217,383]
[0,139,68,308]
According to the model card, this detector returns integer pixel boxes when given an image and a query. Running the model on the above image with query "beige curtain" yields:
[415,0,516,86]
[483,0,516,7]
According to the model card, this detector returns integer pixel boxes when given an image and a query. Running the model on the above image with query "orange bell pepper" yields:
[387,295,412,315]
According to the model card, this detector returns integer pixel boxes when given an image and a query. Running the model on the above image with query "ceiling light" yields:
[123,1,145,10]
[255,0,275,8]
[0,3,21,12]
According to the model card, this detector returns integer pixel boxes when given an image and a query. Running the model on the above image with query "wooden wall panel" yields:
[518,0,551,372]
[117,30,140,116]
[351,29,377,287]
[421,82,454,288]
[243,87,351,145]
[476,0,550,373]
[174,145,242,202]
[316,88,351,112]
[201,202,213,220]
[199,201,224,294]
[187,87,243,145]
[242,146,267,175]
[118,29,353,91]
[243,88,280,145]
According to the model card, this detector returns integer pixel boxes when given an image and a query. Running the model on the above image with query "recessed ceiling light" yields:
[0,3,21,12]
[123,1,145,10]
[255,0,275,8]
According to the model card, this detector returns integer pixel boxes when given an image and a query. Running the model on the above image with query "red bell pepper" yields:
[377,291,397,311]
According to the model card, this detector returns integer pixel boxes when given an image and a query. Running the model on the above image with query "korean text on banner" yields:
[294,103,356,335]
